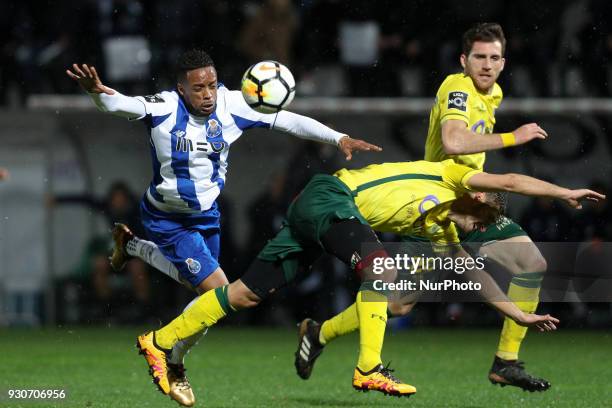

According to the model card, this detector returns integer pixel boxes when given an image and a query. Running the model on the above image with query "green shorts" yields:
[459,215,526,245]
[257,174,367,268]
[400,215,526,252]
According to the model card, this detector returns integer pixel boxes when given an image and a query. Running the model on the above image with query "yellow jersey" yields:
[424,73,503,170]
[335,160,481,244]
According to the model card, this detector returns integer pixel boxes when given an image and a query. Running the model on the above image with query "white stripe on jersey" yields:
[136,86,279,213]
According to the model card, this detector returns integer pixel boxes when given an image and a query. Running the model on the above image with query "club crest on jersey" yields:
[206,119,222,138]
[172,129,186,138]
[185,258,201,274]
[448,91,468,111]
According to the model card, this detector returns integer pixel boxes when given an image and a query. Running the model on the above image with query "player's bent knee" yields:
[196,267,230,294]
[357,249,395,282]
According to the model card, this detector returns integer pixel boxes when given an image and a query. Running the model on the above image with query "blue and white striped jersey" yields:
[134,85,278,214]
[91,83,345,214]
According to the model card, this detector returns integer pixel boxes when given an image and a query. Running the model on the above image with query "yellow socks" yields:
[356,288,388,372]
[319,303,359,345]
[155,285,233,350]
[497,273,543,360]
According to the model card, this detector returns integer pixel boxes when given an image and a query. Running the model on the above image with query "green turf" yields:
[1,326,610,407]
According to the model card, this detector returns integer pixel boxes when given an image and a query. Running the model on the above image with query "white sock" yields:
[169,297,208,365]
[126,237,182,284]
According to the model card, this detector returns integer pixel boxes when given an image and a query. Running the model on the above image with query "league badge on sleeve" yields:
[144,94,165,103]
[448,91,468,111]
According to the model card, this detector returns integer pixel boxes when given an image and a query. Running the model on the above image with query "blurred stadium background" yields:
[0,1,611,406]
[1,0,611,328]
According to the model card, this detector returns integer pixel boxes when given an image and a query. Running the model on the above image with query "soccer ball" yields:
[241,61,296,114]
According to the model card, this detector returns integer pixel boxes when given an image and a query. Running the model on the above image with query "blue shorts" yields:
[140,197,221,288]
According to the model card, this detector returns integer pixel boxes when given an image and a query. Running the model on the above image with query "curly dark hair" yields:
[176,49,215,81]
[462,23,506,56]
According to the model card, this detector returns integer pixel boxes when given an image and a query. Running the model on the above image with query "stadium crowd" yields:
[2,0,612,106]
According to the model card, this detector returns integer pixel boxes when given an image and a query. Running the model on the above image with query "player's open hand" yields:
[66,64,115,95]
[563,189,606,209]
[338,136,382,160]
[513,123,548,145]
[515,312,559,332]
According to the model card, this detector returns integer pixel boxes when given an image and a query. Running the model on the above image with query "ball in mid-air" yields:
[241,61,295,114]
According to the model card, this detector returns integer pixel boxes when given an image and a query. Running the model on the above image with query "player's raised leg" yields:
[111,223,192,288]
[137,268,229,405]
[165,288,221,406]
[152,250,297,351]
[111,223,205,405]
[319,220,416,397]
[477,233,550,391]
[165,258,230,407]
[135,216,228,406]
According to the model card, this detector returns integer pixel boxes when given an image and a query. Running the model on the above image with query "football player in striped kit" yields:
[66,49,381,406]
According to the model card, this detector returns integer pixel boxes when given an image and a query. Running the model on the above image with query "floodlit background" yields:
[1,2,612,408]
[0,0,611,329]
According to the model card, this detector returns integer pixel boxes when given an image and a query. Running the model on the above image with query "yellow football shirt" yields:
[424,73,503,170]
[335,159,481,244]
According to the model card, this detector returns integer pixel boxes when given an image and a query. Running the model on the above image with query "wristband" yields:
[500,132,516,147]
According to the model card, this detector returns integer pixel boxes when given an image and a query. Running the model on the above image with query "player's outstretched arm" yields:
[452,246,559,332]
[508,312,560,332]
[66,64,115,95]
[441,120,548,155]
[273,111,382,160]
[467,172,606,209]
[66,63,146,119]
[474,269,559,331]
[338,135,382,160]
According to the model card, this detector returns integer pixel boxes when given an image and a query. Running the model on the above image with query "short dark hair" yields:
[484,191,508,215]
[462,23,506,56]
[176,49,215,81]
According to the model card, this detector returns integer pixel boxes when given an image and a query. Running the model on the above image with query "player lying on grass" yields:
[66,49,380,408]
[127,159,602,401]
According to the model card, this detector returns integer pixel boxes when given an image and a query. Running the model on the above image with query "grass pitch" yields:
[1,326,611,407]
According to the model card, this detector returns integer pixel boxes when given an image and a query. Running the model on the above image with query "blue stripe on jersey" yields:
[148,139,165,202]
[231,114,270,131]
[151,113,171,128]
[170,98,201,210]
[207,111,227,191]
[143,112,171,129]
